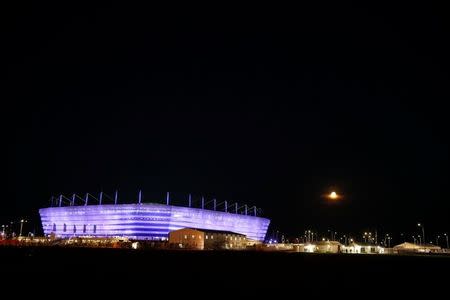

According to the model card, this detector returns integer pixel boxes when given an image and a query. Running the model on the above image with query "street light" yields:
[328,229,336,241]
[10,221,14,236]
[363,232,368,243]
[19,219,27,237]
[384,234,390,247]
[417,223,425,245]
[436,236,440,247]
[444,233,449,249]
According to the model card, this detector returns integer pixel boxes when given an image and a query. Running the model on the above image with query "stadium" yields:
[39,192,270,241]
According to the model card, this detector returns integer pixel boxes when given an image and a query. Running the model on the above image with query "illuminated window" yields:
[206,235,209,239]
[184,235,187,239]
[192,235,195,239]
[63,224,67,232]
[235,237,237,241]
[199,235,202,239]
[211,235,214,239]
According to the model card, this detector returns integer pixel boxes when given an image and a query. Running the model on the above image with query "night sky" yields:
[4,3,450,240]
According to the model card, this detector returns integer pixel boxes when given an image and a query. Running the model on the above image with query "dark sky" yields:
[4,3,450,239]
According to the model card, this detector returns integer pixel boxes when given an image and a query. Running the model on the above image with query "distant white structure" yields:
[303,241,343,253]
[304,243,316,253]
[341,242,385,254]
[393,242,441,253]
[293,241,343,253]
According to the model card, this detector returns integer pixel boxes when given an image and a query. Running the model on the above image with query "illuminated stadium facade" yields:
[39,193,270,241]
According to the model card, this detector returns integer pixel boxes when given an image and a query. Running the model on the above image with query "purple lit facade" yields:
[39,203,270,241]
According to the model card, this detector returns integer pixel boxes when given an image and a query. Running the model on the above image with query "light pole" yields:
[19,219,26,237]
[10,221,15,237]
[418,235,422,245]
[417,223,425,245]
[445,233,449,249]
[328,229,336,241]
[436,236,440,247]
[412,235,416,245]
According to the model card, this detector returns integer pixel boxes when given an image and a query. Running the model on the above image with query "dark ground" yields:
[1,247,449,296]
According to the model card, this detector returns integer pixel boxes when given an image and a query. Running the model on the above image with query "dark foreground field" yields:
[1,247,449,295]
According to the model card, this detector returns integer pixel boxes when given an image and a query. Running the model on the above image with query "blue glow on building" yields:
[39,203,270,241]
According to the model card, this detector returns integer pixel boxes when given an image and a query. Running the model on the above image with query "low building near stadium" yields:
[168,228,247,250]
